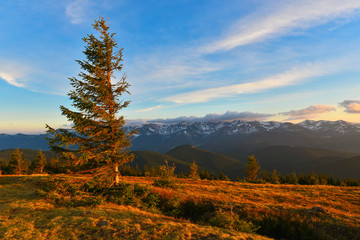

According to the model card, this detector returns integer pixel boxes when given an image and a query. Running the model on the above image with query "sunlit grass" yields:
[0,175,272,239]
[123,176,360,239]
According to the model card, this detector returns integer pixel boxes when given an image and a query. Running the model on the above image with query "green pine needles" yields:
[46,18,135,184]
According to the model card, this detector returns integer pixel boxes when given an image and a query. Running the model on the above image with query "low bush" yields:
[153,160,178,189]
[209,209,259,233]
[38,176,104,207]
[105,182,160,211]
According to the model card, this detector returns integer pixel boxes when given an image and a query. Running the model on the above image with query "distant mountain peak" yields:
[127,119,360,138]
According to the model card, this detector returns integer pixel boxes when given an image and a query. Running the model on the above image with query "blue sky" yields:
[1,0,360,133]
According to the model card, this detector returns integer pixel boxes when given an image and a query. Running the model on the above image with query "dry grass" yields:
[123,176,360,239]
[124,176,360,221]
[0,176,271,239]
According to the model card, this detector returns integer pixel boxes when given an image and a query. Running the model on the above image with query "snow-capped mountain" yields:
[125,120,360,153]
[298,120,360,134]
[1,120,360,153]
[127,120,360,138]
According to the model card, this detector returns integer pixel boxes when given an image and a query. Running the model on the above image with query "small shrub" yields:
[38,176,104,207]
[157,192,182,216]
[105,182,160,210]
[189,160,200,180]
[209,209,259,233]
[153,178,177,188]
[177,199,216,222]
[153,160,177,188]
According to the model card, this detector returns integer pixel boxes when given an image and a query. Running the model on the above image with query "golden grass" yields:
[121,176,360,240]
[0,176,272,240]
[123,176,360,226]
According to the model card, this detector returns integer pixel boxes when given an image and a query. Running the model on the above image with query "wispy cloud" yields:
[0,62,30,88]
[129,50,224,95]
[147,63,220,81]
[136,105,162,113]
[65,0,91,24]
[339,100,360,113]
[163,63,329,104]
[202,0,360,53]
[147,111,273,124]
[280,105,336,120]
[0,72,24,87]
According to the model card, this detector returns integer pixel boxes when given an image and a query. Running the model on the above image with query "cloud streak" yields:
[0,72,25,87]
[163,63,329,104]
[202,0,360,53]
[339,100,360,113]
[0,62,30,88]
[147,111,273,124]
[280,105,336,120]
[65,0,91,24]
[136,105,162,112]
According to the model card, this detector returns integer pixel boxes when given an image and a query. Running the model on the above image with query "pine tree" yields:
[262,170,269,182]
[31,150,47,173]
[8,149,27,175]
[309,172,319,185]
[269,169,280,184]
[0,159,8,175]
[46,18,135,185]
[47,157,63,173]
[199,169,210,180]
[218,172,230,181]
[245,155,261,182]
[290,171,298,185]
[189,160,200,180]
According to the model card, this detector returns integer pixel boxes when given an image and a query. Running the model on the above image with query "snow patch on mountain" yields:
[126,120,360,138]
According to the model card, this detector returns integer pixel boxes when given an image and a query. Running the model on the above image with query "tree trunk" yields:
[115,165,119,185]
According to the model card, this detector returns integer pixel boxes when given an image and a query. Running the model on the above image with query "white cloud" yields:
[147,63,220,81]
[0,62,30,88]
[147,111,273,124]
[339,100,360,113]
[65,0,91,24]
[136,105,162,113]
[163,63,329,104]
[202,0,360,53]
[129,50,224,94]
[0,72,24,87]
[280,105,336,120]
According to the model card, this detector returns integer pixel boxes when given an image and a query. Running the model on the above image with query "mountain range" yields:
[1,120,360,178]
[128,120,360,153]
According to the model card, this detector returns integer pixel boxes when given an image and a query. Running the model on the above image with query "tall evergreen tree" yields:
[290,171,298,185]
[189,160,200,180]
[46,18,135,185]
[269,169,280,184]
[47,157,63,173]
[261,170,269,182]
[8,149,27,175]
[31,150,47,173]
[245,155,261,182]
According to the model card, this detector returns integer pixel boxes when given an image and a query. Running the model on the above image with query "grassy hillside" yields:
[315,156,360,178]
[122,176,360,239]
[1,175,359,239]
[167,145,243,169]
[250,146,357,174]
[166,145,245,178]
[132,145,360,179]
[0,176,271,239]
[132,146,245,178]
[216,145,359,178]
[1,146,359,179]
[202,131,360,154]
[132,150,191,173]
[0,149,57,163]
